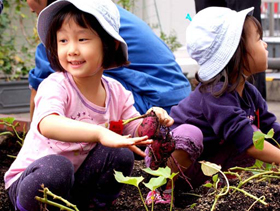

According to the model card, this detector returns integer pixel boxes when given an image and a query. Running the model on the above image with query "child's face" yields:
[26,0,47,15]
[245,19,268,76]
[57,17,104,79]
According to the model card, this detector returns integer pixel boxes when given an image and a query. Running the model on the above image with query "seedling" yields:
[114,166,178,211]
[253,128,279,150]
[0,117,25,158]
[200,161,269,211]
[35,184,79,211]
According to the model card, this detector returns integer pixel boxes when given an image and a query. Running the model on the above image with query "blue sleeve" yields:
[28,43,55,90]
[104,5,191,114]
[0,0,3,14]
[201,92,254,152]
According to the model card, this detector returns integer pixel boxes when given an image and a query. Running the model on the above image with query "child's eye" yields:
[59,39,67,43]
[79,38,88,42]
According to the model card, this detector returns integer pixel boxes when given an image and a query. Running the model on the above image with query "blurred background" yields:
[0,0,279,118]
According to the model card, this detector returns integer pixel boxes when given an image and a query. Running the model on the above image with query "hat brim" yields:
[198,7,254,81]
[37,0,128,60]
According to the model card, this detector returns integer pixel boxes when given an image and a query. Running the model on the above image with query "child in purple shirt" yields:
[170,6,280,188]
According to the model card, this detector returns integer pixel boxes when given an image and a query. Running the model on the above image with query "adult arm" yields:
[29,43,55,120]
[104,6,191,114]
[30,88,37,120]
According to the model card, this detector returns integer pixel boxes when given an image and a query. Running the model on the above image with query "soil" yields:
[2,133,280,211]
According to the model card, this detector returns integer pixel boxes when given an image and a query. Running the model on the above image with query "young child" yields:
[4,0,174,210]
[170,6,280,188]
[27,0,191,121]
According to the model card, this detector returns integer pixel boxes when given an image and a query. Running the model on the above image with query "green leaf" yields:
[143,167,179,180]
[253,131,265,150]
[143,176,167,191]
[190,203,197,208]
[212,174,218,183]
[265,129,274,139]
[199,161,221,176]
[203,183,213,188]
[143,167,171,178]
[114,170,144,187]
[253,160,264,169]
[265,163,272,171]
[0,117,15,124]
[170,172,179,180]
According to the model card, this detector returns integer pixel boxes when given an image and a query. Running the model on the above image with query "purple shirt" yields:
[170,82,280,154]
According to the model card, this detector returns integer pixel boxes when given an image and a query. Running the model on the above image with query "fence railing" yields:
[261,0,280,36]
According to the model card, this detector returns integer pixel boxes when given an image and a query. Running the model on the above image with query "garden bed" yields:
[1,133,280,211]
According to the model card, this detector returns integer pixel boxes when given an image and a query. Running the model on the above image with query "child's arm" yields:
[246,141,280,164]
[39,114,152,157]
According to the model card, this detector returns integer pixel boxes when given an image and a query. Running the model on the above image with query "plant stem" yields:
[229,186,267,205]
[224,171,242,182]
[247,196,266,211]
[36,186,79,211]
[7,155,16,159]
[211,194,220,211]
[217,171,229,196]
[123,114,148,125]
[181,192,202,197]
[35,196,77,211]
[271,138,280,148]
[229,166,265,173]
[170,154,193,189]
[237,171,276,189]
[137,187,149,211]
[12,125,24,143]
[170,179,174,211]
[0,131,13,136]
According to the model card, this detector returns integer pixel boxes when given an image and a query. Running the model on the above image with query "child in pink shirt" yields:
[4,0,174,210]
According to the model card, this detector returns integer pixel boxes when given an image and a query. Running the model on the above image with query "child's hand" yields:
[98,128,152,157]
[146,107,174,127]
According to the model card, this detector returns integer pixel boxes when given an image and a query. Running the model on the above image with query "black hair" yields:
[197,15,263,97]
[45,4,129,72]
[47,0,56,6]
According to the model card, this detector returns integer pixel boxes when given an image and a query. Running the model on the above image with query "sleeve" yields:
[33,76,68,126]
[28,43,55,90]
[252,85,280,143]
[201,92,254,152]
[103,5,191,114]
[110,81,142,137]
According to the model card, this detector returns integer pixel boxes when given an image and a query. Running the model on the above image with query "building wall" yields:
[115,0,196,47]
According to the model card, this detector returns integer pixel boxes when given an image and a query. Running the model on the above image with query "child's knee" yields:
[113,148,134,175]
[172,124,203,162]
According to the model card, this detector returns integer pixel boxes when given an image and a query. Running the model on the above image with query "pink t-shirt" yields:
[4,72,141,189]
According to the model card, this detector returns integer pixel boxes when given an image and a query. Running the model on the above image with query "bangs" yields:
[246,15,263,39]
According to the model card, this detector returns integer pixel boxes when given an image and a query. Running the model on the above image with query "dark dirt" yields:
[2,133,280,211]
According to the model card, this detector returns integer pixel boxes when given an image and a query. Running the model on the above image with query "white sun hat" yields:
[37,0,128,60]
[186,7,254,81]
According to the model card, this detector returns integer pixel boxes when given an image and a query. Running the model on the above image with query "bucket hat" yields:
[37,0,128,60]
[186,7,254,81]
